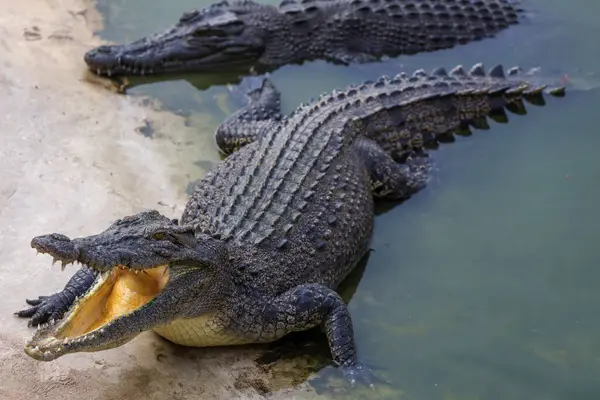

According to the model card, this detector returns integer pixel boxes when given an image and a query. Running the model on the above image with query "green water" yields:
[94,1,600,398]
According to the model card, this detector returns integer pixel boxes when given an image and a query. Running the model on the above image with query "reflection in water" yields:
[92,0,600,398]
[114,68,258,94]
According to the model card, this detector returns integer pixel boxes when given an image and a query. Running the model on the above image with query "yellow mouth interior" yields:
[56,265,169,339]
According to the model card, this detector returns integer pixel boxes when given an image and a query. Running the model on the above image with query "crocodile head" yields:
[84,2,271,76]
[25,210,230,361]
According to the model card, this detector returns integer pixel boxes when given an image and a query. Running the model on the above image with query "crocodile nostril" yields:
[84,46,116,64]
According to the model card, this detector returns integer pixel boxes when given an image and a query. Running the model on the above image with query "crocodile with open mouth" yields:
[84,0,523,77]
[16,63,566,385]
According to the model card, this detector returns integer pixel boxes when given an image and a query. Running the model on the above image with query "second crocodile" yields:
[84,0,523,77]
[17,63,565,386]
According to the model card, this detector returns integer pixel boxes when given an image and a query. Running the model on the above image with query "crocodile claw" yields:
[340,362,388,389]
[14,293,70,327]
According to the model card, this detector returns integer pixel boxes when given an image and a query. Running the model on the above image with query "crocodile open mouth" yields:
[25,264,169,361]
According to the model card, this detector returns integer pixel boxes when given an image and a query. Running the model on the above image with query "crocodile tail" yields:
[339,63,566,154]
[426,63,565,148]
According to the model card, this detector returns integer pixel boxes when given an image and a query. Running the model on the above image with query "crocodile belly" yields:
[152,315,251,347]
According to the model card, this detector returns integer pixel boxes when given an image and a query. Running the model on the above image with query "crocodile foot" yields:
[309,362,392,396]
[340,362,388,389]
[14,293,72,327]
[15,266,97,327]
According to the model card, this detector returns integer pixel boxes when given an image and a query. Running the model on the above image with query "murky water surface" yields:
[95,1,600,398]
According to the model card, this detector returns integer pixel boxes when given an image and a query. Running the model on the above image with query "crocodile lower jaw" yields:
[25,265,169,360]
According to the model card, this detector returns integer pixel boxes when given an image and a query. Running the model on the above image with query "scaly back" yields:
[261,0,523,64]
[183,64,565,248]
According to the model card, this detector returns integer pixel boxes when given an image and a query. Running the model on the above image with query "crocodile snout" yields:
[31,233,79,264]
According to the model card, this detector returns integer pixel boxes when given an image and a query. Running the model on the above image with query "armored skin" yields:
[16,63,565,385]
[84,0,523,77]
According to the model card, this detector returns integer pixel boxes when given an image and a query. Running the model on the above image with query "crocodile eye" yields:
[152,232,165,240]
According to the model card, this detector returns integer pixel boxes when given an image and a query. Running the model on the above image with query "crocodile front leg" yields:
[216,76,282,155]
[237,283,377,387]
[15,266,97,327]
[355,137,431,200]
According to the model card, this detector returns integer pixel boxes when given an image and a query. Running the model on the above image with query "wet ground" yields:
[2,0,600,399]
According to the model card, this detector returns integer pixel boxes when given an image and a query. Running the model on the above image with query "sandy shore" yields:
[0,0,327,398]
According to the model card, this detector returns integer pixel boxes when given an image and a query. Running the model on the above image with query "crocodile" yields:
[84,0,523,77]
[16,63,565,386]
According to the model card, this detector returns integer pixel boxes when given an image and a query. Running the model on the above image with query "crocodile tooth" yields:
[488,64,505,78]
[469,63,485,77]
[96,68,101,75]
[61,261,67,272]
